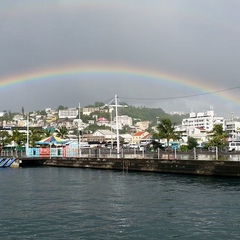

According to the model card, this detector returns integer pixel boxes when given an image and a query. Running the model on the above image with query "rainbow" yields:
[0,2,239,107]
[0,63,239,105]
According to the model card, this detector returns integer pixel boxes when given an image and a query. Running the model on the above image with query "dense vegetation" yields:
[119,105,187,124]
[85,102,188,124]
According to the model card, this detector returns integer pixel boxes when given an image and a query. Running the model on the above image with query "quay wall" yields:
[19,157,240,177]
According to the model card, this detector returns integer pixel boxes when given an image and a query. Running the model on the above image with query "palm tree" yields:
[29,128,43,147]
[155,118,180,151]
[0,130,11,148]
[208,124,228,150]
[11,130,25,147]
[44,129,52,137]
[55,125,68,139]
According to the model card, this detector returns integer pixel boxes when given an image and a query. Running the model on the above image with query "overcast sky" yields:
[0,0,240,117]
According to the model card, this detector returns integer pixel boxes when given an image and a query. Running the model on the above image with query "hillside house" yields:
[132,131,150,144]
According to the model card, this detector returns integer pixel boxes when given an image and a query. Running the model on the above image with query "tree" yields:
[208,124,228,150]
[94,102,105,107]
[188,137,198,150]
[44,129,53,137]
[155,118,180,151]
[85,124,109,133]
[11,130,25,147]
[29,128,44,147]
[57,105,67,110]
[36,110,47,116]
[90,111,110,121]
[0,111,16,121]
[55,126,68,139]
[0,131,11,147]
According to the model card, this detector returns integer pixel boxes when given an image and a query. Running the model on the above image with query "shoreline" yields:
[18,157,240,177]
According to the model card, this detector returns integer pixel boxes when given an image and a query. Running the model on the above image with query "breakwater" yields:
[19,157,240,177]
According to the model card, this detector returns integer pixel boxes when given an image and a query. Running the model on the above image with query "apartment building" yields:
[114,115,133,126]
[182,109,224,132]
[58,108,78,119]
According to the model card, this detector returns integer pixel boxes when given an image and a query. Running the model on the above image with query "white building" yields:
[82,107,100,116]
[58,108,78,119]
[135,121,150,131]
[175,125,209,146]
[224,119,240,141]
[119,134,133,143]
[82,107,109,116]
[93,130,116,140]
[182,109,224,132]
[224,119,240,132]
[114,115,133,126]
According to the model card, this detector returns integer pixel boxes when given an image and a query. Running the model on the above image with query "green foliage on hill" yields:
[117,105,187,124]
[0,111,18,121]
[83,103,188,124]
[82,104,187,124]
[83,102,188,124]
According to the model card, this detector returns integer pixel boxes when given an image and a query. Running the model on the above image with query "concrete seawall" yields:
[19,157,240,177]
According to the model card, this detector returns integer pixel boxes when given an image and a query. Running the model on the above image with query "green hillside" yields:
[118,105,188,124]
[85,102,188,124]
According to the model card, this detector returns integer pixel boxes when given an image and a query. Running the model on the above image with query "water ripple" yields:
[0,168,240,239]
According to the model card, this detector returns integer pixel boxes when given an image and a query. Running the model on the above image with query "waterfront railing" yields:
[1,147,239,161]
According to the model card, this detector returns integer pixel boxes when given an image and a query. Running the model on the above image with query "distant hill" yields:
[84,102,188,124]
[115,105,188,124]
[0,103,188,126]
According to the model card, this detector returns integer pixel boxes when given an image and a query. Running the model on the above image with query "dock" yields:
[18,157,240,177]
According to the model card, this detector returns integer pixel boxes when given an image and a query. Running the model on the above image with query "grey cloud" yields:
[0,0,240,116]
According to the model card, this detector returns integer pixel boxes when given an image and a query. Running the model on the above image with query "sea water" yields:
[0,167,239,240]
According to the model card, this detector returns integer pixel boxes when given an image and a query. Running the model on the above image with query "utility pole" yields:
[104,95,127,155]
[110,107,113,149]
[115,95,120,154]
[78,102,82,158]
[26,113,29,157]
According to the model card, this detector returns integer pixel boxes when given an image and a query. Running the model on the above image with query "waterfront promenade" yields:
[2,147,239,161]
[3,147,240,177]
[17,152,240,178]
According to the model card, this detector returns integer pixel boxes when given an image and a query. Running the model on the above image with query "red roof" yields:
[142,133,152,139]
[133,131,145,137]
[97,117,108,122]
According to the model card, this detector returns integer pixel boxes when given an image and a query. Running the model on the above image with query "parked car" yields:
[128,143,139,149]
[228,142,240,152]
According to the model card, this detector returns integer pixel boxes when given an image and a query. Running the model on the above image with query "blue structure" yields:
[28,148,40,157]
[0,158,10,167]
[171,142,179,150]
[0,158,16,168]
[4,158,16,167]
